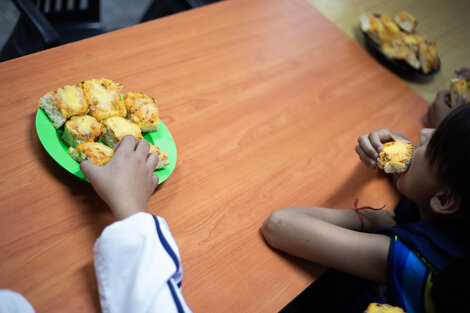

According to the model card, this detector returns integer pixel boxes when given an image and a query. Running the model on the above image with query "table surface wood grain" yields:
[0,0,428,312]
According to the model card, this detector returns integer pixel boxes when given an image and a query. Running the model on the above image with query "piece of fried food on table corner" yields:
[69,142,114,165]
[364,302,405,313]
[450,78,470,108]
[61,115,104,148]
[81,78,126,121]
[39,84,89,128]
[101,116,143,148]
[148,142,169,170]
[124,92,160,132]
[377,140,414,174]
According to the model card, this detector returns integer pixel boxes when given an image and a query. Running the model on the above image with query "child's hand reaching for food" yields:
[355,128,411,169]
[80,135,160,220]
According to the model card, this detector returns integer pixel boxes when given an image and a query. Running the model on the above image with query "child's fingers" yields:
[369,129,393,152]
[358,134,379,159]
[135,139,151,156]
[147,152,159,171]
[355,144,377,168]
[115,135,137,153]
[152,174,160,188]
[80,159,100,181]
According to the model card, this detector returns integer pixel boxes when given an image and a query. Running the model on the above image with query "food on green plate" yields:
[39,79,169,169]
[101,116,143,148]
[81,78,126,121]
[39,84,89,128]
[148,141,169,170]
[61,115,103,148]
[69,142,114,165]
[124,92,160,132]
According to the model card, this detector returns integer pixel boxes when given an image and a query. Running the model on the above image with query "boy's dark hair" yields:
[427,104,470,222]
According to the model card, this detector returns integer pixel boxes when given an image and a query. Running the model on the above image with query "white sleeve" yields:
[0,290,35,313]
[94,212,192,313]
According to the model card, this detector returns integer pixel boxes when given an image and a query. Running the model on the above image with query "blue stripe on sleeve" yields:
[153,215,180,272]
[167,281,185,313]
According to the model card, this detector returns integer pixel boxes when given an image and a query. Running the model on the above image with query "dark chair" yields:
[140,0,222,23]
[0,0,105,62]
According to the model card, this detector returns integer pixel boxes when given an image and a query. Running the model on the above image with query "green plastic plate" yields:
[35,108,177,183]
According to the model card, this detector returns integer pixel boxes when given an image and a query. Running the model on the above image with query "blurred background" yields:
[1,0,469,103]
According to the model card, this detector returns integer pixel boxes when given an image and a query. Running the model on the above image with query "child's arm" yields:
[80,135,192,313]
[80,135,160,220]
[261,209,391,284]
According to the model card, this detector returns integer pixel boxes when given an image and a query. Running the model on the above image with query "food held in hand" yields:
[39,84,89,128]
[450,78,470,108]
[61,115,103,148]
[364,302,405,313]
[81,78,126,121]
[377,140,414,174]
[124,92,160,132]
[101,116,143,148]
[148,142,169,170]
[69,142,114,165]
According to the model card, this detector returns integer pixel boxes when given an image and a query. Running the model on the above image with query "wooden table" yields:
[0,0,428,312]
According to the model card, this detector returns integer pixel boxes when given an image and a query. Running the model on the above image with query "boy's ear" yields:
[429,191,460,215]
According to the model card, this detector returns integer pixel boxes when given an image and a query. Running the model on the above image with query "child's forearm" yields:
[261,209,390,283]
[275,206,396,232]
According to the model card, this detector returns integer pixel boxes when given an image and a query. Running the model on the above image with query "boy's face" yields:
[396,130,439,217]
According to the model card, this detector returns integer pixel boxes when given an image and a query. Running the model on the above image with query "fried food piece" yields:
[81,78,126,121]
[377,140,414,174]
[418,41,439,74]
[450,78,470,108]
[124,92,160,132]
[364,302,405,313]
[69,142,114,165]
[148,142,169,170]
[61,115,103,148]
[394,11,417,33]
[101,117,143,148]
[39,84,89,128]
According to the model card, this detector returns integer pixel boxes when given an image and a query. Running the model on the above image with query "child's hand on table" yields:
[80,135,160,220]
[355,128,411,169]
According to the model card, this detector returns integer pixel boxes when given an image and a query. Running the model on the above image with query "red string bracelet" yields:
[352,198,385,232]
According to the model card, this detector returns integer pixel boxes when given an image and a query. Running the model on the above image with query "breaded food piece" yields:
[364,302,405,313]
[450,78,470,108]
[81,78,126,121]
[394,11,417,33]
[360,13,390,45]
[391,32,425,54]
[61,115,104,148]
[39,84,88,128]
[418,41,439,74]
[148,142,169,170]
[124,92,160,132]
[381,43,421,70]
[101,117,143,148]
[377,140,414,174]
[69,142,114,165]
[380,15,401,38]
